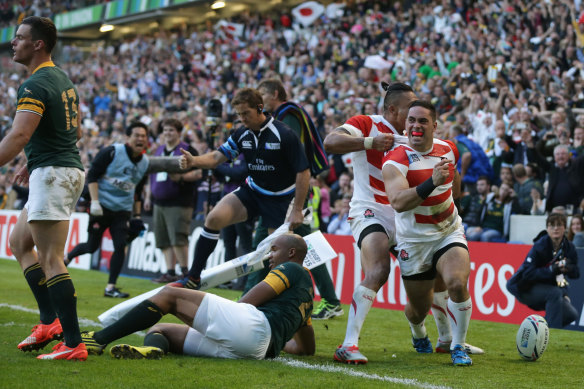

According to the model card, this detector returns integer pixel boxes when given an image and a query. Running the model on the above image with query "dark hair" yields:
[126,121,149,136]
[160,118,183,134]
[408,100,437,122]
[546,213,567,228]
[568,214,584,241]
[231,88,263,109]
[382,82,414,111]
[21,16,57,53]
[257,78,287,101]
[477,175,491,185]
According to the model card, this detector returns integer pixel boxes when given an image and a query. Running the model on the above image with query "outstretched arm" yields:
[323,127,394,154]
[179,149,228,170]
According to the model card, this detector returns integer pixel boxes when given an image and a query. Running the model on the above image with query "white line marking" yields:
[276,358,452,389]
[3,303,449,387]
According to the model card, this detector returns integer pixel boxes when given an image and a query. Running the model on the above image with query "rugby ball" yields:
[516,314,549,361]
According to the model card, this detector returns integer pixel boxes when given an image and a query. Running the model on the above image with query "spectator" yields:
[467,182,521,243]
[507,213,580,329]
[543,145,584,213]
[329,171,352,205]
[147,118,201,284]
[450,125,493,194]
[512,163,544,215]
[459,175,491,232]
[567,214,583,243]
[327,196,351,236]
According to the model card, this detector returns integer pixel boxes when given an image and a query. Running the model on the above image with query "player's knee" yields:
[153,286,178,313]
[446,277,468,298]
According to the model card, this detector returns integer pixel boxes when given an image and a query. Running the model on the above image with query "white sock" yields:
[447,298,472,348]
[431,291,452,344]
[409,318,427,339]
[342,285,376,347]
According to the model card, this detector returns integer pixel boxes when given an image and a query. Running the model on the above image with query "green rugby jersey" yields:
[17,61,83,172]
[258,261,314,358]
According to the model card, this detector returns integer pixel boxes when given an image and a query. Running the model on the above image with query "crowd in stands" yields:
[1,0,584,245]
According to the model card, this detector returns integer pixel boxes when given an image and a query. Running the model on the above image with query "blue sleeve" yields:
[217,136,240,162]
[520,246,556,284]
[214,155,248,181]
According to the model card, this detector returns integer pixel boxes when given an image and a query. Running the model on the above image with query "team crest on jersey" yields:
[399,249,410,261]
[408,153,420,164]
[242,140,253,149]
[363,209,374,218]
[265,142,280,150]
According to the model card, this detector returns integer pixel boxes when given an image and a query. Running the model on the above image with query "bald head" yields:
[268,233,307,269]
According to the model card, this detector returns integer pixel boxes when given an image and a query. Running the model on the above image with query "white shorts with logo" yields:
[396,225,467,278]
[183,293,272,359]
[348,203,397,247]
[25,166,85,222]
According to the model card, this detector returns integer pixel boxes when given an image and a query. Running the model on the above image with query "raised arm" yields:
[179,149,228,170]
[323,127,394,154]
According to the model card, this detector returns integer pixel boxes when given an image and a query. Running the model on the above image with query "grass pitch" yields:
[1,258,583,389]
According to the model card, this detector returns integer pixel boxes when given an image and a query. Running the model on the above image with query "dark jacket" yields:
[507,231,580,296]
[543,156,584,212]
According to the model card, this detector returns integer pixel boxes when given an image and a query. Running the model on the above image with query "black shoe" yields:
[104,287,130,298]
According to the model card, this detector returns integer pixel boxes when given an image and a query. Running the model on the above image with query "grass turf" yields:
[1,258,583,389]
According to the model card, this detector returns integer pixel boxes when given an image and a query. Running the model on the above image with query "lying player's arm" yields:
[323,127,394,154]
[0,111,40,167]
[238,281,278,307]
[283,323,315,356]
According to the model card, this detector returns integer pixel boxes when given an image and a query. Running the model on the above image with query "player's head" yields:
[126,121,149,155]
[268,233,308,269]
[406,100,437,150]
[258,78,287,112]
[21,16,57,53]
[232,88,265,130]
[381,82,417,134]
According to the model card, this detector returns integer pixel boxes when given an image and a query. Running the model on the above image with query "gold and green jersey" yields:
[258,261,314,358]
[17,61,83,172]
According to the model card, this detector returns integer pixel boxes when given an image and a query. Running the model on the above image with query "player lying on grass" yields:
[82,233,315,359]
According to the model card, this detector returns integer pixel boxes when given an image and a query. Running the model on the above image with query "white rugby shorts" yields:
[348,203,397,247]
[183,293,272,359]
[396,225,467,277]
[25,166,84,222]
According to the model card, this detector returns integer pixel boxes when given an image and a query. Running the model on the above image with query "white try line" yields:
[275,358,452,389]
[2,303,450,388]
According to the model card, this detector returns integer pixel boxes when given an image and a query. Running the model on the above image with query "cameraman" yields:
[507,213,580,328]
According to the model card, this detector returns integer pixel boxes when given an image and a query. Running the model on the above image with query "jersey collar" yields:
[32,61,55,74]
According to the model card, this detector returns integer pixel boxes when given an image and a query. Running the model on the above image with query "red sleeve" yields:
[345,115,373,136]
[383,146,410,168]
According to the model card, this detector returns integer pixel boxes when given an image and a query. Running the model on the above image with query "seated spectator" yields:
[467,183,521,243]
[327,195,351,236]
[572,127,584,157]
[458,175,491,231]
[567,214,583,243]
[329,171,352,205]
[512,163,544,215]
[507,213,580,329]
[530,187,547,216]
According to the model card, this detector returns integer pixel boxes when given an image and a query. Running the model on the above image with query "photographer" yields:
[507,213,580,329]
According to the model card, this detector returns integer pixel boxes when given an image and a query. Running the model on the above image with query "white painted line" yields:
[276,358,452,389]
[0,303,103,328]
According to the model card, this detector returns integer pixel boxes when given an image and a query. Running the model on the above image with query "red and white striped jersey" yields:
[382,138,462,242]
[342,115,399,211]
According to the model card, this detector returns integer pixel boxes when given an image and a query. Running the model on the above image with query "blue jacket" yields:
[507,231,580,296]
[455,134,493,184]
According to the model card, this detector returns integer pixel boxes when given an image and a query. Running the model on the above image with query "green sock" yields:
[94,300,164,345]
[46,273,81,347]
[23,263,57,324]
[144,332,169,353]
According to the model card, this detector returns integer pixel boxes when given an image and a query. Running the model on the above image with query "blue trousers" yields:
[515,283,579,329]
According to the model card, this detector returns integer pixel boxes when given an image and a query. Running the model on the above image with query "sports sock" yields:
[409,318,428,339]
[94,300,164,345]
[188,227,220,280]
[342,285,376,347]
[167,269,176,277]
[144,332,169,353]
[23,263,57,324]
[447,298,472,348]
[46,273,81,348]
[180,266,188,277]
[431,290,452,343]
